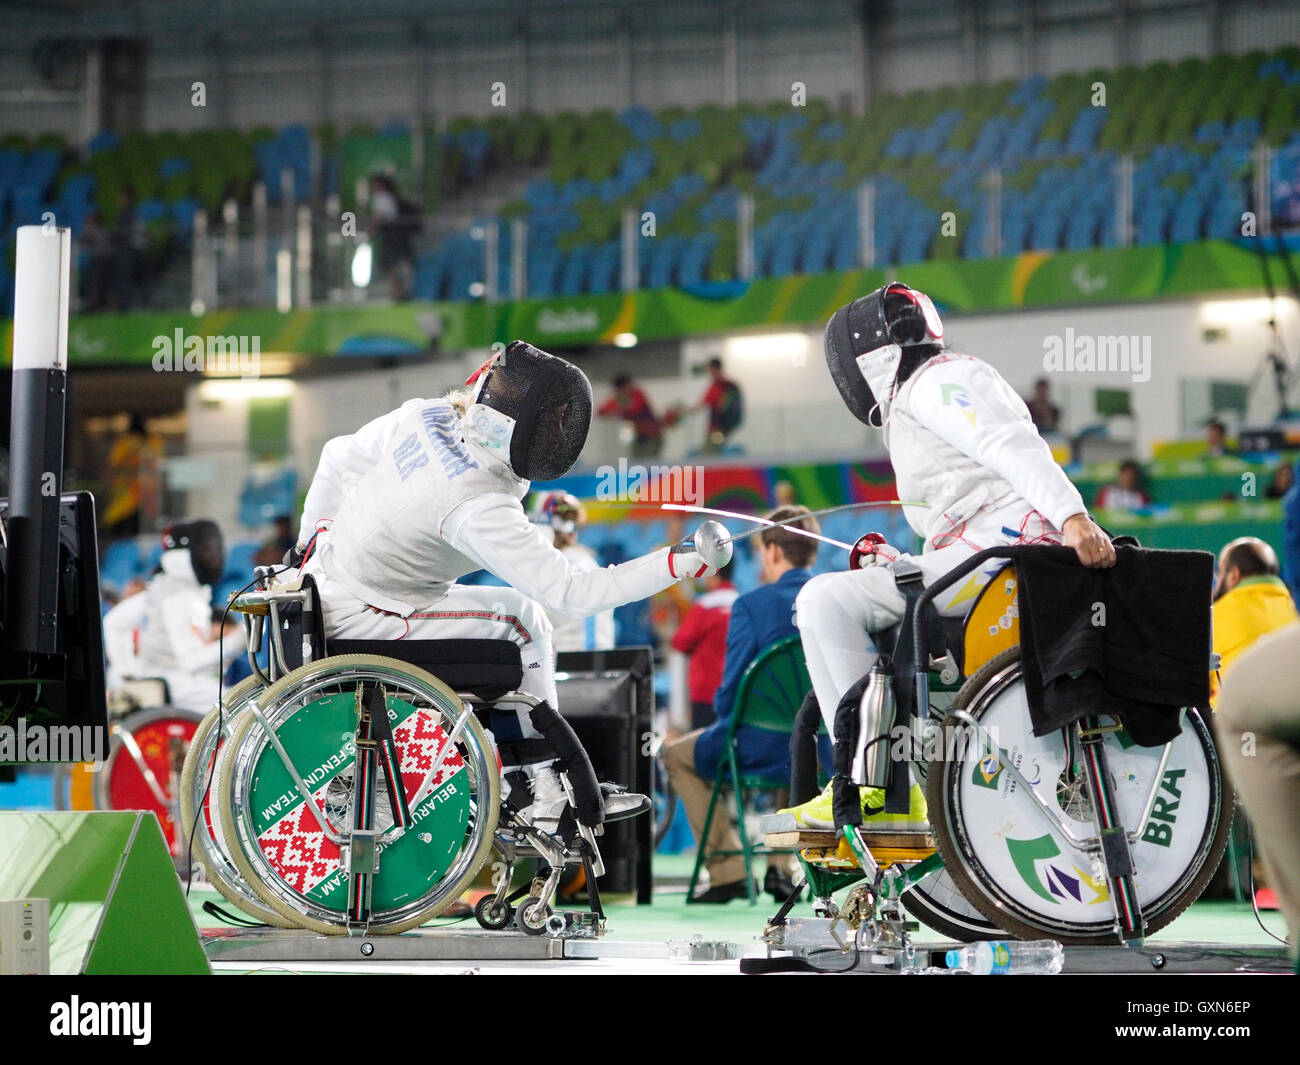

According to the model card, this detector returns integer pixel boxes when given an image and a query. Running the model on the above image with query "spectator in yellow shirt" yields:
[1211,537,1298,703]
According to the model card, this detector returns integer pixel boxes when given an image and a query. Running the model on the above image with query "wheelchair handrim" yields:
[940,658,1225,939]
[181,694,290,925]
[225,665,496,931]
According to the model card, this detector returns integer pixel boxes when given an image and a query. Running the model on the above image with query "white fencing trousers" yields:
[795,506,1061,739]
[306,562,557,752]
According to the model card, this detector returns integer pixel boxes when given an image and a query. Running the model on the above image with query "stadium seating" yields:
[397,46,1300,299]
[6,44,1300,313]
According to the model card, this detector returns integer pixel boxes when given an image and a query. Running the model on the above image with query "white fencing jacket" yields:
[860,347,1086,547]
[134,549,226,676]
[102,588,149,688]
[548,543,617,651]
[299,397,677,617]
[124,548,244,710]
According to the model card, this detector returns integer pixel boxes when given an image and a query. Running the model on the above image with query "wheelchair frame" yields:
[210,567,611,937]
[767,545,1228,963]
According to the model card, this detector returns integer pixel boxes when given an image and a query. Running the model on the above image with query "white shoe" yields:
[516,764,570,829]
[600,782,651,821]
[516,767,652,827]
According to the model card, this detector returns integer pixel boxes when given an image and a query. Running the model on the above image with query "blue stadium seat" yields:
[559,246,590,295]
[239,469,298,527]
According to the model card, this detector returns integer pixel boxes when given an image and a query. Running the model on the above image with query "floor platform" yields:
[201,925,1290,975]
[1055,943,1291,974]
[201,913,1291,977]
[202,926,745,964]
[190,855,1292,976]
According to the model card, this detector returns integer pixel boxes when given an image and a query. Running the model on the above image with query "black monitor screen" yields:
[1,491,110,764]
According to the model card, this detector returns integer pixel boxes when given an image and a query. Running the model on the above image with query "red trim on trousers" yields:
[364,604,534,643]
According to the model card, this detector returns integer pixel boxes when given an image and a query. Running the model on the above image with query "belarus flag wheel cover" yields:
[234,684,473,921]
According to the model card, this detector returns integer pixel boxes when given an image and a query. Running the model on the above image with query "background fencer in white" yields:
[109,521,246,712]
[532,492,616,652]
[292,341,725,819]
[796,283,1115,741]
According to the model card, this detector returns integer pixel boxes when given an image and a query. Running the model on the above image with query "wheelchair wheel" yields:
[927,647,1234,944]
[50,764,91,811]
[515,897,552,936]
[94,705,206,858]
[179,678,296,929]
[474,894,512,930]
[901,866,998,942]
[215,654,501,935]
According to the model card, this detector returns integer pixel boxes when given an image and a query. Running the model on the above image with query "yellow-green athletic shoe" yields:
[761,780,928,834]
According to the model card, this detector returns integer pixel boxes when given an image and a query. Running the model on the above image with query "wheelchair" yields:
[766,545,1233,952]
[54,678,205,867]
[181,567,614,937]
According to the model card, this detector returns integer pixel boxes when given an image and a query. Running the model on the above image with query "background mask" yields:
[161,519,225,586]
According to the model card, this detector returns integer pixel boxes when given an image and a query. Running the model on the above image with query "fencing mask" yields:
[465,340,593,482]
[824,281,944,427]
[161,520,225,587]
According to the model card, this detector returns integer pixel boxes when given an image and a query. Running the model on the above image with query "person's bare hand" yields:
[1062,513,1116,568]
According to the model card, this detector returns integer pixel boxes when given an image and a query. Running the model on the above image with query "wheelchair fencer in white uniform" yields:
[295,342,727,821]
[793,283,1115,746]
[103,521,247,712]
[190,341,732,936]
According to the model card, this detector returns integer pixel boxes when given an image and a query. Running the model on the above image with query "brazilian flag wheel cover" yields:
[215,655,501,935]
[927,647,1233,944]
[179,678,297,928]
[900,865,998,943]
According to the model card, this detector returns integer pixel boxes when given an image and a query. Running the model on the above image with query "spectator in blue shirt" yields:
[663,504,820,903]
[1283,455,1300,607]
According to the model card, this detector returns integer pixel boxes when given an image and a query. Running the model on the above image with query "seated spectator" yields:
[597,374,663,457]
[1210,536,1299,703]
[1024,378,1061,434]
[663,505,819,904]
[1266,462,1294,500]
[1095,459,1149,510]
[79,210,112,313]
[1215,620,1300,961]
[1205,418,1231,457]
[108,186,144,311]
[670,561,738,732]
[254,514,298,567]
[1284,457,1300,607]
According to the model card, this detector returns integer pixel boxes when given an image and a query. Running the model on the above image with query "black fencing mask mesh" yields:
[823,281,944,427]
[474,340,593,481]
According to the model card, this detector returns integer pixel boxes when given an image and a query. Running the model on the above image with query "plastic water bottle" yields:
[944,939,1064,974]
